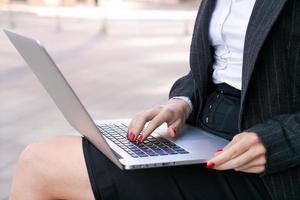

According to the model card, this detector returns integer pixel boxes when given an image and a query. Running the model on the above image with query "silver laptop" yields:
[4,29,228,170]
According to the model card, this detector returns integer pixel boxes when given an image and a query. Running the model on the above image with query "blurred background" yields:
[0,0,199,198]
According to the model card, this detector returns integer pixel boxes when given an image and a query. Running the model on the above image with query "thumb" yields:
[167,119,183,138]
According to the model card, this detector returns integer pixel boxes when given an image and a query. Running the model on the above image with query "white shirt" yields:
[173,0,256,113]
[209,0,256,90]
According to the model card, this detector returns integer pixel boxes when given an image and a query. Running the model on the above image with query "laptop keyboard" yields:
[96,123,189,158]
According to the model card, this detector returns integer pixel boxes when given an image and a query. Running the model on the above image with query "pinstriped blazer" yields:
[169,0,300,199]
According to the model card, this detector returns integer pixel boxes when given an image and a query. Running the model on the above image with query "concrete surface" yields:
[0,3,197,199]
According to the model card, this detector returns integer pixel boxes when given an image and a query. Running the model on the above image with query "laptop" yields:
[4,29,228,170]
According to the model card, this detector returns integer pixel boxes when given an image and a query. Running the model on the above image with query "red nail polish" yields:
[127,132,130,139]
[214,149,223,154]
[129,133,135,141]
[127,132,131,140]
[206,161,215,169]
[172,128,177,135]
[137,135,143,144]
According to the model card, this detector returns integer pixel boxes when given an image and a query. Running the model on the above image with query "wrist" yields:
[168,98,190,118]
[170,96,192,116]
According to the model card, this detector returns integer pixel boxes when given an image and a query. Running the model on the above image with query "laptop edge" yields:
[4,29,123,170]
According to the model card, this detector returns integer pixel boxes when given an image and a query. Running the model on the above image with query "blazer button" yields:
[205,117,209,123]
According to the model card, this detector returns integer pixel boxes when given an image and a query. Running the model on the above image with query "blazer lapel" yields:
[239,0,287,129]
[190,0,216,121]
[190,0,216,95]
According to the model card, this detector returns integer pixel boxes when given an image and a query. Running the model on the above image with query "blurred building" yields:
[0,0,98,6]
[0,0,188,6]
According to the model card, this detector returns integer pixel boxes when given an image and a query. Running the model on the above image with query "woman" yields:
[10,0,300,199]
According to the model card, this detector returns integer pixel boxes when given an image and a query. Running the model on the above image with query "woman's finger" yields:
[214,149,255,170]
[235,165,265,173]
[222,139,237,151]
[167,118,183,137]
[222,133,247,151]
[234,154,266,171]
[137,110,171,143]
[214,144,265,170]
[208,135,250,168]
[129,99,189,143]
[127,106,161,141]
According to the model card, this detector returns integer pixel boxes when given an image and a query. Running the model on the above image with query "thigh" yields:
[262,165,300,200]
[28,136,94,200]
[83,138,271,200]
[83,137,185,200]
[172,165,271,200]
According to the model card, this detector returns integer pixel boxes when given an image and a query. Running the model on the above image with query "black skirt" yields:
[82,84,271,200]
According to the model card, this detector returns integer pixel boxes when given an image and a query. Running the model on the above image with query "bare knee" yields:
[17,136,79,171]
[16,136,80,184]
[12,139,59,195]
[11,140,53,199]
[11,136,94,200]
[18,142,43,174]
[12,136,74,199]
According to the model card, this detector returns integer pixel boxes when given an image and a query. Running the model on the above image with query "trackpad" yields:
[154,124,228,154]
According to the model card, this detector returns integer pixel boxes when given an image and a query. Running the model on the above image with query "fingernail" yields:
[127,131,131,139]
[127,132,131,140]
[129,133,135,141]
[172,128,177,136]
[137,135,143,144]
[214,149,223,154]
[206,161,215,169]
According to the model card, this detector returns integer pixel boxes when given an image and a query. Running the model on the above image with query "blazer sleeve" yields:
[246,112,300,176]
[168,71,201,124]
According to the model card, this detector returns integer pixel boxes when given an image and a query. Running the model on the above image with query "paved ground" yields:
[0,3,197,199]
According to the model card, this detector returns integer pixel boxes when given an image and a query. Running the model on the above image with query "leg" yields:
[261,166,300,200]
[83,138,271,200]
[10,136,94,200]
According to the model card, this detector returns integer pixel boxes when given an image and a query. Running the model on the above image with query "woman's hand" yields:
[127,99,190,144]
[207,132,267,173]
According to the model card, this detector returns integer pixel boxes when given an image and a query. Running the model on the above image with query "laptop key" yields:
[147,138,156,142]
[127,144,138,149]
[97,123,189,157]
[143,150,158,156]
[161,147,178,155]
[172,146,185,150]
[155,149,168,155]
[133,149,144,153]
[138,154,148,157]
[176,150,189,154]
[130,154,139,158]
